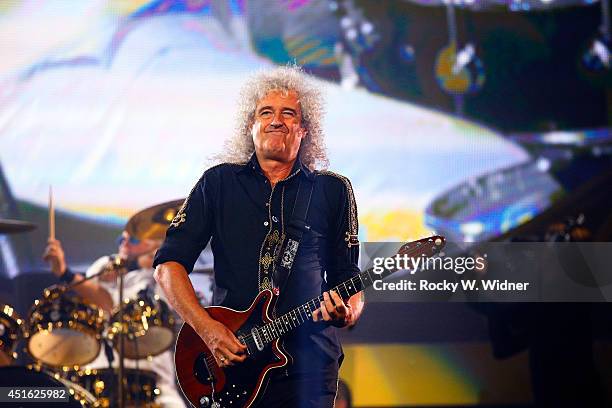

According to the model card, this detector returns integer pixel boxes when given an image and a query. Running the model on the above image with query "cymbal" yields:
[125,199,185,241]
[0,219,36,234]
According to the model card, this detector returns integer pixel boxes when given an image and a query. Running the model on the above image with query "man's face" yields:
[251,90,305,163]
[117,231,157,260]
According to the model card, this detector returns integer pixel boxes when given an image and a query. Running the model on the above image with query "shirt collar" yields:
[237,152,314,181]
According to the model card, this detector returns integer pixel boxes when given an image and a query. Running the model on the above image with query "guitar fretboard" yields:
[254,237,443,345]
[256,267,387,345]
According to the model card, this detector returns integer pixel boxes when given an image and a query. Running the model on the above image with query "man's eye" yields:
[282,111,295,117]
[260,111,272,116]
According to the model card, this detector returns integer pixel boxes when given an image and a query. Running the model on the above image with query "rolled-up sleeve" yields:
[153,173,213,273]
[326,177,360,288]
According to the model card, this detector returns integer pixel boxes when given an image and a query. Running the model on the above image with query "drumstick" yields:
[49,185,55,240]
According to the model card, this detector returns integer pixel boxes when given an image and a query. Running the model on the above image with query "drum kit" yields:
[0,199,208,407]
[1,263,109,406]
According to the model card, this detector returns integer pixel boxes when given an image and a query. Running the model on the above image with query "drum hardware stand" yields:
[54,255,128,408]
[103,338,115,369]
[117,260,126,408]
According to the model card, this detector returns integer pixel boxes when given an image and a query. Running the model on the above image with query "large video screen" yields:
[4,0,587,274]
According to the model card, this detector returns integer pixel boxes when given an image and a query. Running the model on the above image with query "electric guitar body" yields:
[175,289,287,408]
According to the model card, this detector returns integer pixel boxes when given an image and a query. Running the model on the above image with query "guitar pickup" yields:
[194,352,216,385]
[237,331,258,356]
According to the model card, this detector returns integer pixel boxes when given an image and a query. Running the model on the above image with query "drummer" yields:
[43,231,185,408]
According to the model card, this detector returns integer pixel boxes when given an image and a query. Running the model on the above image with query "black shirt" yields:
[153,153,359,371]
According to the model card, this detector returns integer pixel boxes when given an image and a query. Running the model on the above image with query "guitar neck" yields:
[255,236,444,345]
[257,267,394,344]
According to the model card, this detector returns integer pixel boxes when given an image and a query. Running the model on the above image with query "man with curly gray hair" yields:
[154,65,364,407]
[217,64,329,171]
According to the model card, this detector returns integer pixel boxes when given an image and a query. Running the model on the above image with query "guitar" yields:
[175,235,446,407]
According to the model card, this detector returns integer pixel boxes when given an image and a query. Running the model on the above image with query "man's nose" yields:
[270,111,283,126]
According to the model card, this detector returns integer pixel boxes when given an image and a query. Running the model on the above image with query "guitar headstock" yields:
[398,235,446,258]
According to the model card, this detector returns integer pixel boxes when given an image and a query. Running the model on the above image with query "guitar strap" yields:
[272,175,315,302]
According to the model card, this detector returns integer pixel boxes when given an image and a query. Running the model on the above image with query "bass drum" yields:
[72,367,160,408]
[0,303,23,366]
[0,366,98,407]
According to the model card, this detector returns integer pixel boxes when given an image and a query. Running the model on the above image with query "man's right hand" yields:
[42,238,67,277]
[198,318,247,368]
[154,262,247,367]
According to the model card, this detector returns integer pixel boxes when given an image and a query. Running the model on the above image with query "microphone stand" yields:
[118,260,125,408]
[62,255,127,408]
[62,255,126,290]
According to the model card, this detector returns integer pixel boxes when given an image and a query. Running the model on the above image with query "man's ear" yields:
[298,122,307,139]
[250,121,260,139]
[248,112,257,134]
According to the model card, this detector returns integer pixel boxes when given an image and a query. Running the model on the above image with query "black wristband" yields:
[59,267,76,284]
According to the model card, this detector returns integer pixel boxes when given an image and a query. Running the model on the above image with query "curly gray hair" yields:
[214,65,329,171]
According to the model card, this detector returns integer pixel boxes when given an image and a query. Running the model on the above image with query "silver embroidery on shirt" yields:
[281,238,299,269]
